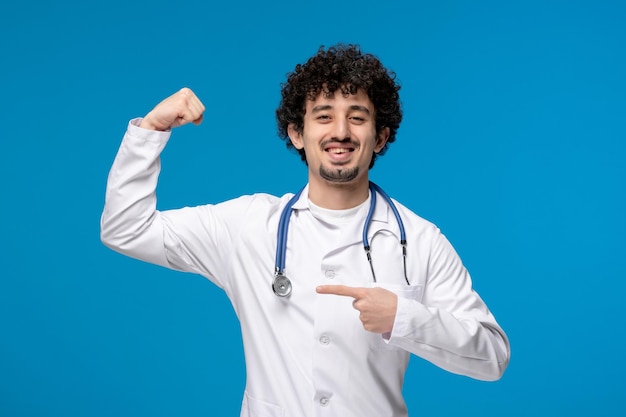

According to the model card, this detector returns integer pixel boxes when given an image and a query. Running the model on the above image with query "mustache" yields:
[320,138,359,149]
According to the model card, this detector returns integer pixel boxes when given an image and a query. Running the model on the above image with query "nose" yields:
[331,118,350,140]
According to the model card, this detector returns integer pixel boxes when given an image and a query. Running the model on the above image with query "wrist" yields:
[139,117,158,131]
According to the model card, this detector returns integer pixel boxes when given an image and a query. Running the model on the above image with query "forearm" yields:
[100,119,171,266]
[389,298,510,381]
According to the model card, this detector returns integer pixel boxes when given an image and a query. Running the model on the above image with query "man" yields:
[101,44,510,417]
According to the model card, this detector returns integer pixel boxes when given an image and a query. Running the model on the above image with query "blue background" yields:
[1,0,624,415]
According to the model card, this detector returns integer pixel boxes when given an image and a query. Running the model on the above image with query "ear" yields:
[374,127,390,153]
[288,124,304,150]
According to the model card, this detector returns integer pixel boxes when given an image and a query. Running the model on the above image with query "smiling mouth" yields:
[326,147,354,154]
[323,139,357,153]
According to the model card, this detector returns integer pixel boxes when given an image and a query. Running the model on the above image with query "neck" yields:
[307,176,370,210]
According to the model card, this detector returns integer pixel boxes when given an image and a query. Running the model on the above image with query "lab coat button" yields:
[324,270,335,279]
[319,335,330,345]
[320,397,329,406]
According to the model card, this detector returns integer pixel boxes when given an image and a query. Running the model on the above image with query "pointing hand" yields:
[316,285,398,334]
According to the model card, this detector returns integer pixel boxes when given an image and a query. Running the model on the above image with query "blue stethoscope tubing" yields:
[272,182,410,297]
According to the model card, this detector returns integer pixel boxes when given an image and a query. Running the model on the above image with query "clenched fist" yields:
[140,87,205,131]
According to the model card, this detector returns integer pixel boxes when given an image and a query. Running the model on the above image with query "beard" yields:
[319,165,359,183]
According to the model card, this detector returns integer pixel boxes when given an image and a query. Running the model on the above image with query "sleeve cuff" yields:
[127,118,172,144]
[384,295,430,345]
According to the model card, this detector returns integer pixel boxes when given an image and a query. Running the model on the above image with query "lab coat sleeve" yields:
[99,119,240,289]
[100,119,172,268]
[387,229,510,381]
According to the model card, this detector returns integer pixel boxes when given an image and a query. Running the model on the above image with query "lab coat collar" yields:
[290,183,395,244]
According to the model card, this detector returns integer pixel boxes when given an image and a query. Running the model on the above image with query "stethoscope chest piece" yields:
[272,273,292,297]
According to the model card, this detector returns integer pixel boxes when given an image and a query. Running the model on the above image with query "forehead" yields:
[305,89,374,113]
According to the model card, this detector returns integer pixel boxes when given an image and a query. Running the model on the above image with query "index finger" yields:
[316,285,367,299]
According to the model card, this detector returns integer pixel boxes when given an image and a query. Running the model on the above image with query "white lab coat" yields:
[101,120,510,417]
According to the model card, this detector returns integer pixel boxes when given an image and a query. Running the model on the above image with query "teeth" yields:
[329,148,349,154]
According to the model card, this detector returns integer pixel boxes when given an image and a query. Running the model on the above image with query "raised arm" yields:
[100,88,205,266]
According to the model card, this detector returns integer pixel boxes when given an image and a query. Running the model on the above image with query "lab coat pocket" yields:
[241,391,286,417]
[367,283,423,353]
[371,282,424,303]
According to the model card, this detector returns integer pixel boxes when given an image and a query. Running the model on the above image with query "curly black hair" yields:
[276,44,402,168]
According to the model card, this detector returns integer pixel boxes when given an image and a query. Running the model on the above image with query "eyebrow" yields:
[310,104,372,115]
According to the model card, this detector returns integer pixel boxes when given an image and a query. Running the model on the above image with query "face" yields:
[288,89,389,190]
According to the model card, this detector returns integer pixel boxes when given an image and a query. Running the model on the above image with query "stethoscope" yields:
[272,182,410,297]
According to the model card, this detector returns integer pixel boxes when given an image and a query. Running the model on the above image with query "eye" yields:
[316,114,331,122]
